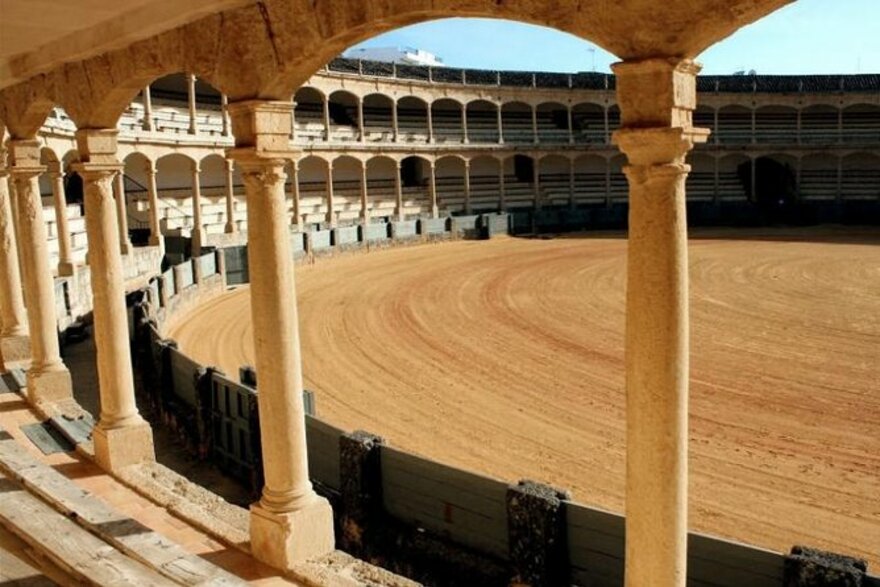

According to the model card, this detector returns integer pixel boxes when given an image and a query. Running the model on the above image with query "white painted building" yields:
[344,46,445,66]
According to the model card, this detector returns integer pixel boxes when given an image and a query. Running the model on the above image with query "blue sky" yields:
[346,0,879,75]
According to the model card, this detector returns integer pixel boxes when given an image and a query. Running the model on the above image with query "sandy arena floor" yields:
[169,229,880,567]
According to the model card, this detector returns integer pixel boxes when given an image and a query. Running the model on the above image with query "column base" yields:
[26,366,73,406]
[250,498,335,569]
[224,223,237,234]
[119,242,133,256]
[0,334,31,366]
[57,261,76,277]
[93,420,155,471]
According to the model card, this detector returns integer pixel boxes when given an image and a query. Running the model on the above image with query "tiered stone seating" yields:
[39,198,89,270]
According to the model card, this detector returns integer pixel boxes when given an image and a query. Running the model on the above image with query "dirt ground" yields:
[168,228,880,568]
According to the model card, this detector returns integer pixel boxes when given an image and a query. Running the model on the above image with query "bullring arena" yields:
[0,1,879,585]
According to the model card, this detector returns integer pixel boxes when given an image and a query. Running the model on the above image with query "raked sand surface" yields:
[169,229,880,567]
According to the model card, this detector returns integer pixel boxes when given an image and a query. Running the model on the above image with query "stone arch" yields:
[801,104,839,143]
[717,104,752,144]
[535,101,569,143]
[685,152,715,201]
[435,155,467,212]
[362,93,395,141]
[327,90,360,142]
[573,153,608,203]
[396,96,429,141]
[754,104,797,144]
[294,86,326,140]
[146,73,225,136]
[537,153,571,205]
[198,153,228,190]
[717,153,750,202]
[571,102,605,144]
[365,155,398,216]
[431,98,464,142]
[501,101,533,144]
[298,154,331,223]
[469,154,503,210]
[38,147,62,196]
[799,152,839,201]
[465,99,499,143]
[842,103,880,144]
[841,151,880,200]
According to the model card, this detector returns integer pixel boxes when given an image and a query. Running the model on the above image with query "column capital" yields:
[74,128,120,166]
[224,158,235,172]
[227,100,295,155]
[614,127,708,167]
[69,162,120,181]
[7,139,43,176]
[611,57,705,130]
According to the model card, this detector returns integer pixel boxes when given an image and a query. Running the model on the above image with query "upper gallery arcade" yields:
[1,1,810,586]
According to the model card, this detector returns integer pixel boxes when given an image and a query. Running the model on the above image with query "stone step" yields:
[0,432,247,586]
[0,474,172,586]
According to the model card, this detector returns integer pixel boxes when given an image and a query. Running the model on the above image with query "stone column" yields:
[322,97,331,141]
[72,129,154,470]
[142,85,154,131]
[190,161,205,255]
[145,160,164,253]
[531,106,539,144]
[568,157,576,208]
[359,161,369,225]
[187,73,198,135]
[0,162,29,368]
[611,57,709,587]
[7,140,72,405]
[113,171,133,254]
[221,94,230,137]
[461,103,469,144]
[49,167,75,275]
[605,158,612,207]
[226,100,334,568]
[463,160,471,214]
[796,107,802,145]
[428,160,438,218]
[394,161,404,221]
[567,105,575,145]
[497,103,505,145]
[289,160,302,231]
[357,97,365,143]
[426,102,434,144]
[750,106,756,144]
[836,156,843,202]
[532,157,541,209]
[498,158,506,211]
[712,108,719,145]
[604,105,611,143]
[391,100,399,143]
[224,159,237,233]
[324,159,336,228]
[713,156,720,205]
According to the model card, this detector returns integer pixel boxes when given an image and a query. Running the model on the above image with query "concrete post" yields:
[0,164,29,368]
[322,97,331,141]
[391,100,399,142]
[224,159,237,233]
[289,160,302,231]
[359,161,369,225]
[427,101,434,144]
[191,162,204,255]
[49,168,75,275]
[461,103,469,144]
[325,159,336,228]
[142,85,154,131]
[497,103,505,145]
[187,73,198,135]
[145,160,164,254]
[221,94,230,137]
[7,139,72,405]
[72,129,154,470]
[394,161,404,221]
[507,480,570,587]
[463,160,471,214]
[498,158,506,211]
[612,57,709,587]
[113,171,133,255]
[357,97,365,142]
[784,546,867,587]
[531,106,539,144]
[227,100,334,568]
[428,160,438,218]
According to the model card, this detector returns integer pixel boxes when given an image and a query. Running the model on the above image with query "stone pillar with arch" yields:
[73,129,155,471]
[0,148,29,368]
[612,57,709,587]
[226,100,335,568]
[49,162,76,275]
[7,139,72,405]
